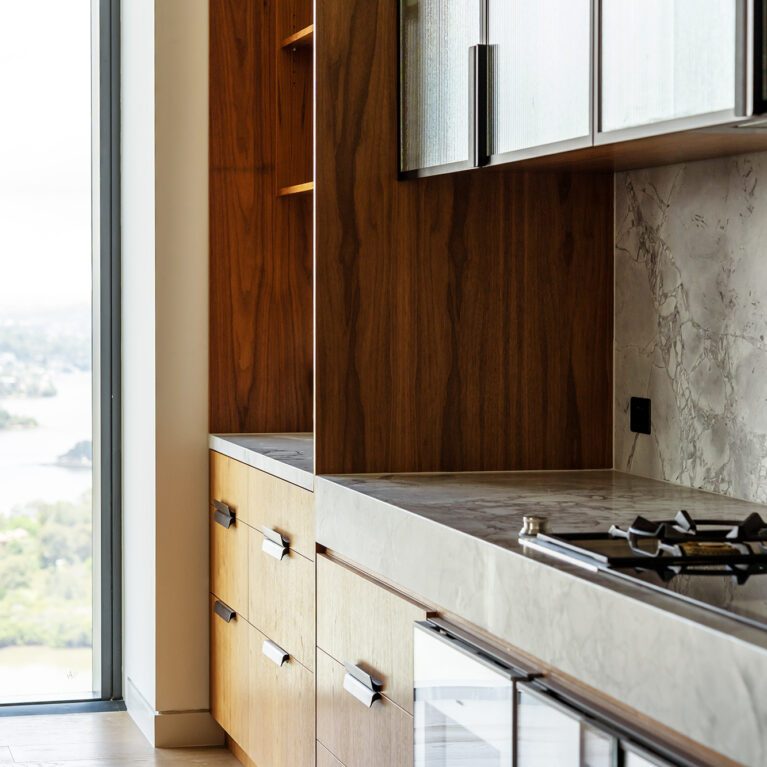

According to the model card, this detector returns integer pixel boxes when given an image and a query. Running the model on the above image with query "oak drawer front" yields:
[210,595,250,753]
[317,742,345,767]
[248,623,315,767]
[249,528,315,671]
[210,450,254,527]
[210,510,248,620]
[317,555,429,713]
[317,649,413,767]
[249,468,314,560]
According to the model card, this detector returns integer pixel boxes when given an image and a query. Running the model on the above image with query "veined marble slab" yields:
[209,433,313,490]
[316,470,767,766]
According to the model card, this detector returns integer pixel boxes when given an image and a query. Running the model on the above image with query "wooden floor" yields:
[0,712,240,766]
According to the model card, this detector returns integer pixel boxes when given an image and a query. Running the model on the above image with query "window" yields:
[0,0,120,704]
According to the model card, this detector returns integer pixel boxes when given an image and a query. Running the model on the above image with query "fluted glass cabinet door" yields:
[601,0,737,133]
[400,0,482,172]
[489,0,591,157]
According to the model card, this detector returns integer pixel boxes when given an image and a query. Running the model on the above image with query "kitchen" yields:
[4,1,766,767]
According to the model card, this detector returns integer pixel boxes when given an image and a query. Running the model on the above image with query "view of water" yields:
[0,370,92,517]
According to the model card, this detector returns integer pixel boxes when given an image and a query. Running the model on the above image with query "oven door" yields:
[414,621,520,767]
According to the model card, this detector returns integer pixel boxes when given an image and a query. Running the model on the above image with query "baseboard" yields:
[125,677,225,748]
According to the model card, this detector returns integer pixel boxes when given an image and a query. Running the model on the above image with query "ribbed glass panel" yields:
[489,0,591,155]
[601,0,736,132]
[400,0,481,171]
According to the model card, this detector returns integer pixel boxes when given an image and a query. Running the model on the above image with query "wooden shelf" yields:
[281,25,313,50]
[277,181,314,197]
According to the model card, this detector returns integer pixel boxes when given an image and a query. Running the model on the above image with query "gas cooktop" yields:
[521,511,767,631]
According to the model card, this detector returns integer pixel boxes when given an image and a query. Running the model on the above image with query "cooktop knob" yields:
[520,516,548,537]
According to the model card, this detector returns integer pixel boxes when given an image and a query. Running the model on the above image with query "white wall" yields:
[122,0,217,746]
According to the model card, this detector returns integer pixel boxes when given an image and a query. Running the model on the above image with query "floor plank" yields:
[0,713,240,765]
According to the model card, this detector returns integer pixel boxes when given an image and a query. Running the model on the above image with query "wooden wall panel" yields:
[315,0,614,474]
[210,0,313,434]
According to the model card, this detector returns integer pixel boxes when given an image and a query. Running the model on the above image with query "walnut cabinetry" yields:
[209,451,315,767]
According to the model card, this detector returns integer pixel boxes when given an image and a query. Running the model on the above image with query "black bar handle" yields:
[213,599,236,623]
[213,500,235,529]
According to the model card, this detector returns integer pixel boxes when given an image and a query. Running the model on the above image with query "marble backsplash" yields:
[614,152,767,504]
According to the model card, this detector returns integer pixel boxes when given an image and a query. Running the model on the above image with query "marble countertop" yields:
[316,470,767,766]
[209,433,313,490]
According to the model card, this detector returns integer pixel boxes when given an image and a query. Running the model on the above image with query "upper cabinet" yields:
[489,0,592,160]
[400,0,767,176]
[399,0,482,173]
[599,0,738,136]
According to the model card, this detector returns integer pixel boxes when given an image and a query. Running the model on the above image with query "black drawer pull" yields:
[213,500,235,529]
[213,599,236,623]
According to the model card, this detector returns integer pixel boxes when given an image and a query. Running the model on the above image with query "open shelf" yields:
[277,181,314,197]
[281,24,313,50]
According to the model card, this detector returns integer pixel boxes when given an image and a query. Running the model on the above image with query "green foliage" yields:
[0,493,93,648]
[0,409,38,430]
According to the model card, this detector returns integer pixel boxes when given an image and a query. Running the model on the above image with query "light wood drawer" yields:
[249,528,315,671]
[317,648,412,767]
[248,623,315,767]
[210,595,250,754]
[210,450,254,527]
[317,555,430,713]
[317,742,345,767]
[249,467,314,560]
[210,509,248,620]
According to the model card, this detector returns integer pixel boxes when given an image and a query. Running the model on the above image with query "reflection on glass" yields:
[624,745,673,767]
[516,687,580,767]
[601,0,736,132]
[414,627,513,766]
[0,0,94,702]
[489,0,591,154]
[400,0,481,171]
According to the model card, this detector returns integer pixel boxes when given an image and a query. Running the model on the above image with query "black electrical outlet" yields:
[630,397,651,435]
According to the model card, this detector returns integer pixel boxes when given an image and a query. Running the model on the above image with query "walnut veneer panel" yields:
[317,649,413,767]
[316,555,430,714]
[315,0,614,474]
[210,0,312,434]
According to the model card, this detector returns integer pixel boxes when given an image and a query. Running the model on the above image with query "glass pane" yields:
[601,0,736,132]
[583,722,617,766]
[414,628,513,766]
[624,744,674,767]
[0,0,95,702]
[490,0,591,155]
[400,0,481,171]
[516,687,580,767]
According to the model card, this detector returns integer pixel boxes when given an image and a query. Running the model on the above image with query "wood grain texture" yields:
[210,595,250,754]
[316,555,430,714]
[276,46,313,189]
[248,463,315,560]
[317,649,413,767]
[210,512,249,621]
[317,742,346,767]
[210,0,313,434]
[210,451,254,527]
[281,24,314,49]
[248,528,315,671]
[248,623,315,767]
[314,0,614,474]
[513,130,767,173]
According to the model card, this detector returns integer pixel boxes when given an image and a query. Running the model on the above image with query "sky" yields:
[0,1,92,311]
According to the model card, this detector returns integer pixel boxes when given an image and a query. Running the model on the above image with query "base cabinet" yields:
[316,648,413,767]
[317,742,345,767]
[249,623,315,767]
[210,595,250,754]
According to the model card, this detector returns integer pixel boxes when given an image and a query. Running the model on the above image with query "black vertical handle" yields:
[469,44,491,167]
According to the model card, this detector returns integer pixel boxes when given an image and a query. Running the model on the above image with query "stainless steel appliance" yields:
[414,619,706,766]
[521,510,767,630]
